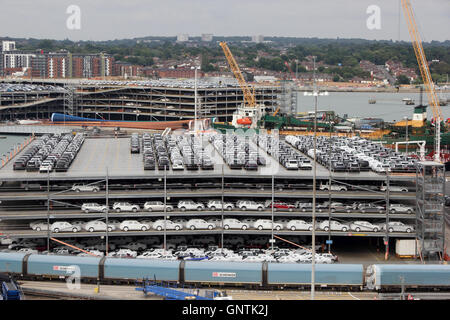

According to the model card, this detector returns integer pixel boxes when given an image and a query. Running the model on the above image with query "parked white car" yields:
[137,252,162,259]
[84,221,115,232]
[222,218,250,230]
[143,201,173,212]
[381,221,414,233]
[349,221,380,232]
[177,200,205,211]
[236,200,265,211]
[18,248,38,254]
[186,219,216,230]
[253,219,283,231]
[389,204,414,214]
[319,183,347,191]
[277,255,300,263]
[119,220,151,231]
[81,203,108,213]
[172,161,184,170]
[30,222,50,231]
[51,221,78,233]
[70,221,86,232]
[286,220,313,231]
[72,184,100,192]
[242,256,265,263]
[109,249,137,258]
[380,184,408,192]
[113,202,140,213]
[318,220,349,232]
[207,200,235,211]
[152,219,183,231]
[39,163,53,173]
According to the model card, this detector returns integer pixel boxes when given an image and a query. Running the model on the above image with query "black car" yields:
[55,161,69,172]
[144,160,155,170]
[244,161,258,171]
[131,144,140,154]
[185,161,199,170]
[228,161,243,169]
[13,160,27,170]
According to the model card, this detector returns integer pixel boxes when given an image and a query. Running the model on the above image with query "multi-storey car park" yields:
[1,129,439,265]
[0,79,279,122]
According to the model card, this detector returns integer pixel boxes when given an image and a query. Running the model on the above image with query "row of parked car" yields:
[286,135,418,174]
[79,78,234,89]
[210,133,266,170]
[79,199,414,214]
[4,239,337,264]
[4,233,318,253]
[29,217,415,233]
[254,135,312,170]
[168,134,214,170]
[0,83,66,93]
[110,247,337,264]
[130,133,140,154]
[13,133,84,172]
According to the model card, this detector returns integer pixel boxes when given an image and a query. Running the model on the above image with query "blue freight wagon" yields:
[184,261,263,285]
[366,264,450,290]
[103,258,179,282]
[267,263,364,287]
[0,252,26,274]
[27,254,101,279]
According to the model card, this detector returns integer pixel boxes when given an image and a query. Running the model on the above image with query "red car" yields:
[266,201,295,212]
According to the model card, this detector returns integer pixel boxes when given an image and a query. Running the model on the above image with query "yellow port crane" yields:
[219,42,256,107]
[401,0,443,162]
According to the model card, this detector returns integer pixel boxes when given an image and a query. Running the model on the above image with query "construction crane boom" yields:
[284,61,296,80]
[401,0,443,162]
[219,42,256,107]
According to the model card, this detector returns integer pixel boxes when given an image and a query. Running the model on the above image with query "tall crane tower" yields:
[401,0,443,162]
[219,42,256,107]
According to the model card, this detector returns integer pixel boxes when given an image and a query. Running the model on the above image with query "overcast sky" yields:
[0,0,449,42]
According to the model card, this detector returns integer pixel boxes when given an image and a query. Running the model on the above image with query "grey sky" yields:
[0,0,448,41]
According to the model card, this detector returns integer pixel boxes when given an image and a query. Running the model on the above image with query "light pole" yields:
[303,56,329,300]
[271,173,274,251]
[105,167,109,256]
[46,167,50,251]
[194,67,199,132]
[221,163,224,253]
[404,116,409,156]
[163,165,167,253]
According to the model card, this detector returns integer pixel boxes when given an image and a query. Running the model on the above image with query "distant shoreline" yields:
[299,87,450,93]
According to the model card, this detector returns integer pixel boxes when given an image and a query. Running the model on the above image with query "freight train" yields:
[1,252,450,292]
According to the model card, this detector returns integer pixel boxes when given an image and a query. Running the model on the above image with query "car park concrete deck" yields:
[0,137,416,182]
[0,228,414,239]
[0,209,416,221]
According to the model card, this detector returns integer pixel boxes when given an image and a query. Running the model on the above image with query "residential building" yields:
[201,34,213,42]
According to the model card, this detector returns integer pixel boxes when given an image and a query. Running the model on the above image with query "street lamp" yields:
[303,56,329,301]
[404,116,409,155]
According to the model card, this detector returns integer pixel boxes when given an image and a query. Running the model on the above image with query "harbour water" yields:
[296,91,450,121]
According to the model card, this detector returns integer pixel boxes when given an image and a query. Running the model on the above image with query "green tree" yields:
[396,75,411,85]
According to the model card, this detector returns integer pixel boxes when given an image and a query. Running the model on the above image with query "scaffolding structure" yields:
[63,85,76,116]
[415,161,446,261]
[278,81,297,115]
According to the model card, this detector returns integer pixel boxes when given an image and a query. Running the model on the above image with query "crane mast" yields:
[219,42,256,107]
[401,0,443,162]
